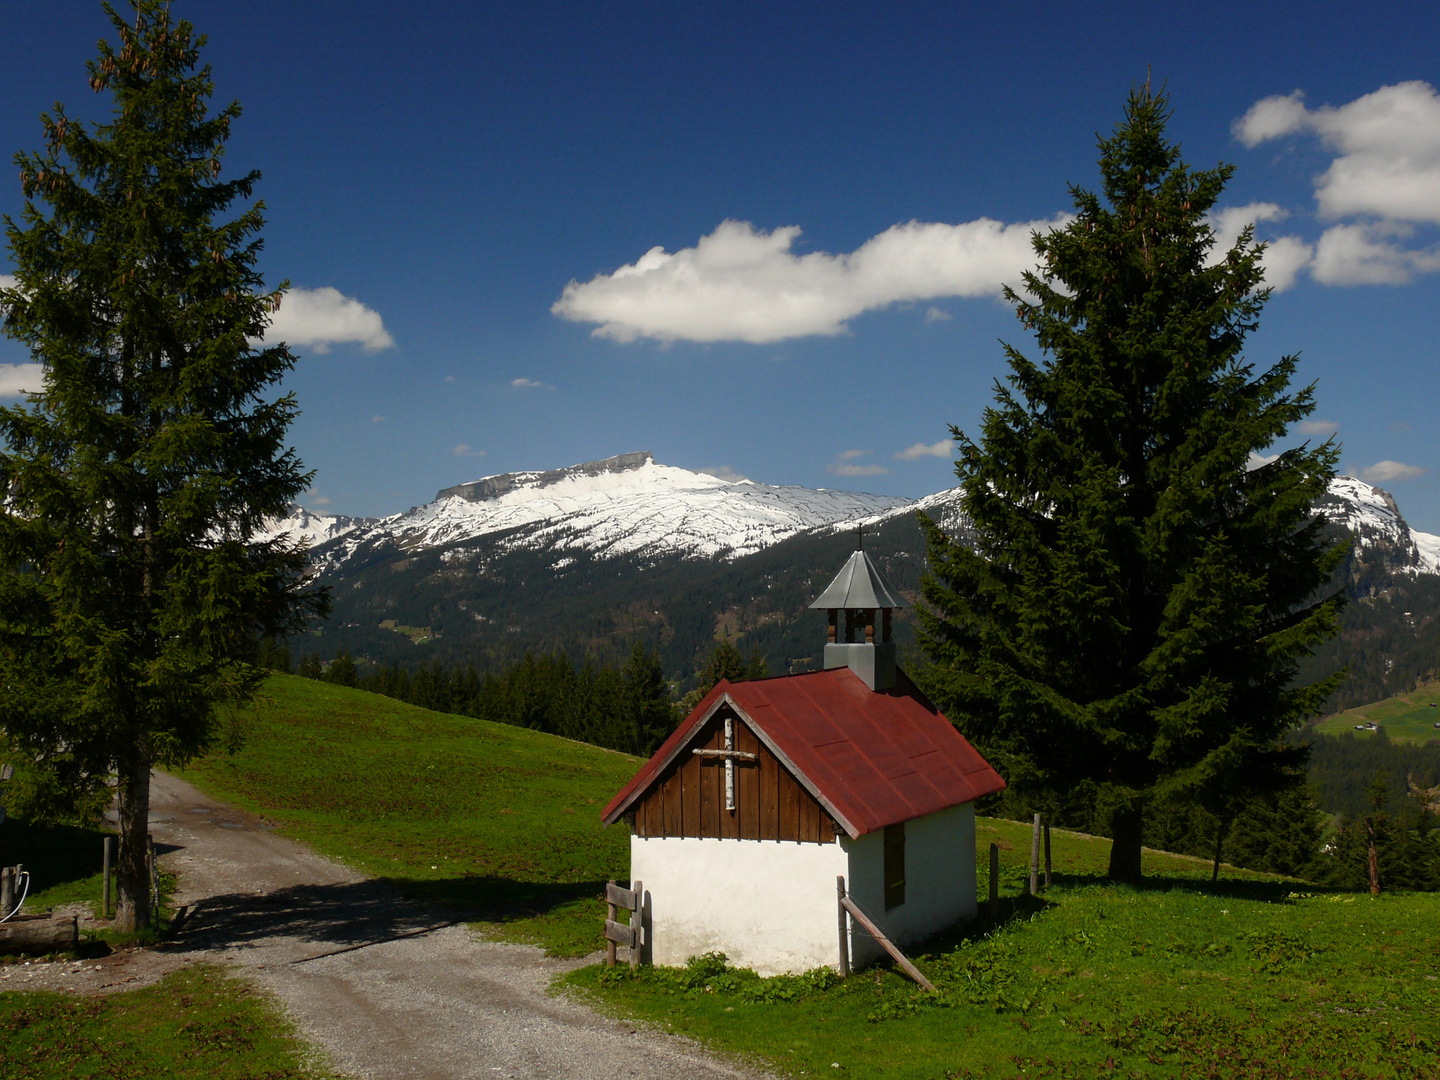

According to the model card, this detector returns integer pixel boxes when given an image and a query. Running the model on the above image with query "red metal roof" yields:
[601,667,1005,837]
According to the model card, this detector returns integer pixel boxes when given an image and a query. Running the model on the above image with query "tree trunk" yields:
[1107,806,1144,883]
[1211,817,1230,885]
[114,759,152,931]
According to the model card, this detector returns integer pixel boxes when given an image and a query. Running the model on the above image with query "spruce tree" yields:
[0,1,324,928]
[916,86,1344,882]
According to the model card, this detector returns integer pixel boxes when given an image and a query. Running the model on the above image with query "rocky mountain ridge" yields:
[265,450,1440,580]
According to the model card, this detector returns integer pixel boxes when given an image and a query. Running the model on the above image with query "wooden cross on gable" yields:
[692,715,758,811]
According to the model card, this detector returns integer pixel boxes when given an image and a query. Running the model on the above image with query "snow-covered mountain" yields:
[254,504,379,549]
[264,452,1438,578]
[1318,476,1440,576]
[294,451,912,567]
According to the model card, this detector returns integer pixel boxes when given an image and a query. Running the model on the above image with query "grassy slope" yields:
[1317,678,1440,744]
[180,673,639,955]
[176,677,1440,1076]
[567,820,1439,1079]
[0,964,342,1080]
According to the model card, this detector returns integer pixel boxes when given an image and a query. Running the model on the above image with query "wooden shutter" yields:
[884,822,906,910]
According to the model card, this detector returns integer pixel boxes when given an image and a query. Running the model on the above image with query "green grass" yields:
[1317,679,1440,744]
[0,963,343,1079]
[180,673,640,956]
[564,824,1440,1079]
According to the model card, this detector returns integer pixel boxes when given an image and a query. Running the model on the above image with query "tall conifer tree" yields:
[0,1,324,927]
[916,86,1344,881]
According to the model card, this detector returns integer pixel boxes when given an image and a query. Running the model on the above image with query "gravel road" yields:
[5,771,771,1080]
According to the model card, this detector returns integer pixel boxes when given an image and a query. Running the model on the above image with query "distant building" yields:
[601,545,1005,975]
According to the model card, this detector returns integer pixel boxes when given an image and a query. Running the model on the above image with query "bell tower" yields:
[808,534,905,690]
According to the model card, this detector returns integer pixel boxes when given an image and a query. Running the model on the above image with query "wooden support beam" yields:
[839,894,935,992]
[836,876,850,977]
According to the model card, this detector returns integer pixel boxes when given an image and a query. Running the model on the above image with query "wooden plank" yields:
[605,882,639,910]
[699,719,718,837]
[760,740,779,840]
[662,765,682,838]
[839,896,935,992]
[681,750,700,838]
[836,876,850,976]
[606,879,618,968]
[644,790,663,837]
[779,768,800,840]
[603,919,637,948]
[800,792,820,842]
[737,723,759,840]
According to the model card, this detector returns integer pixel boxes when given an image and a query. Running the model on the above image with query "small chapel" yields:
[601,543,1005,976]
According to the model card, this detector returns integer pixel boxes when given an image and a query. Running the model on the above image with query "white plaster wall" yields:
[629,803,977,976]
[630,836,848,976]
[841,803,976,967]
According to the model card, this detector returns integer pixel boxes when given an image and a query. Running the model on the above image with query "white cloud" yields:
[0,274,15,291]
[827,449,889,477]
[924,306,953,323]
[1237,82,1440,224]
[452,444,485,458]
[1311,222,1440,285]
[1360,459,1425,483]
[552,215,1067,345]
[1235,82,1440,287]
[371,415,385,423]
[309,496,331,507]
[1205,203,1313,291]
[0,363,43,397]
[261,286,395,353]
[699,466,748,483]
[444,375,456,383]
[1295,419,1338,436]
[511,377,552,389]
[895,438,953,461]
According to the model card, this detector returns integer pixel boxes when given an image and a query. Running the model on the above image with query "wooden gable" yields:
[630,704,839,844]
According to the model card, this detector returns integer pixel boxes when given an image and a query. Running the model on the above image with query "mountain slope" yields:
[304,451,911,571]
[273,453,1438,705]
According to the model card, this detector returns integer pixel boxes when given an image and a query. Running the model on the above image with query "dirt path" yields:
[7,772,769,1080]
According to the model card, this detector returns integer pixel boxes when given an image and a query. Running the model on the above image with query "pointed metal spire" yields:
[809,548,906,611]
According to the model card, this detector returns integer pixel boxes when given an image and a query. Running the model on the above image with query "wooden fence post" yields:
[603,880,642,969]
[606,879,618,969]
[836,876,850,976]
[1029,814,1041,896]
[988,842,999,920]
[1043,823,1052,889]
[0,867,11,917]
[103,836,113,919]
[630,880,641,972]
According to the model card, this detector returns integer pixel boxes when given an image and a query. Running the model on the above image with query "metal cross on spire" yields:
[692,715,758,811]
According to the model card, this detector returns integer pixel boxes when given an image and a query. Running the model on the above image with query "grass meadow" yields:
[6,674,1438,1078]
[568,817,1439,1078]
[1317,679,1440,744]
[180,673,640,955]
[0,964,342,1080]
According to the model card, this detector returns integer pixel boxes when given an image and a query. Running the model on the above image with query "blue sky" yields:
[2,1,1438,532]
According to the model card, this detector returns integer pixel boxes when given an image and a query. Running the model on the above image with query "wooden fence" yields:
[604,879,642,969]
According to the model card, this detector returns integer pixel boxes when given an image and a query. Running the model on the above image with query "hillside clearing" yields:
[180,673,639,955]
[1317,679,1440,744]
